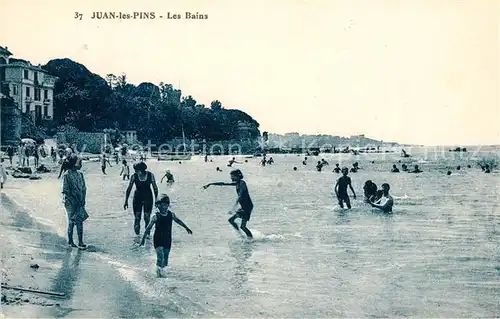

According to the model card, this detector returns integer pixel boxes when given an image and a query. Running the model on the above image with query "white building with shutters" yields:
[0,46,58,125]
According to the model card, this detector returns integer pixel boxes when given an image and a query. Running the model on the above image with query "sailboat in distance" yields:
[155,124,192,161]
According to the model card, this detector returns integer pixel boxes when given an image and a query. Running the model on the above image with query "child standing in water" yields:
[120,160,130,180]
[203,169,254,238]
[160,169,175,184]
[334,167,356,209]
[140,194,192,278]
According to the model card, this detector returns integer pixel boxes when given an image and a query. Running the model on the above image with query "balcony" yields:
[43,115,52,120]
[43,98,51,104]
[25,96,33,102]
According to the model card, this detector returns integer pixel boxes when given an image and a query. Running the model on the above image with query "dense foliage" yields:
[41,59,260,143]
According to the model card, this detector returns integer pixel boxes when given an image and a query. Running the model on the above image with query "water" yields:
[5,148,500,317]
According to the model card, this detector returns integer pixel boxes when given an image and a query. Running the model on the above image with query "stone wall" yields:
[56,132,109,154]
[1,97,21,146]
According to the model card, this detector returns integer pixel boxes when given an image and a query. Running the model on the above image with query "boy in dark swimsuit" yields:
[140,194,192,278]
[203,169,254,238]
[101,154,112,174]
[334,167,356,209]
[160,169,175,184]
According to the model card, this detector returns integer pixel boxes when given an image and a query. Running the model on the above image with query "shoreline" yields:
[0,192,180,318]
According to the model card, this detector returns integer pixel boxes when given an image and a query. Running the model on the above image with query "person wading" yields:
[124,162,159,236]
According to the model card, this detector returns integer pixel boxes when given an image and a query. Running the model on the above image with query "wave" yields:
[92,252,219,317]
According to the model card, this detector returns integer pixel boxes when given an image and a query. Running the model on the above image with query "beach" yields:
[1,148,500,317]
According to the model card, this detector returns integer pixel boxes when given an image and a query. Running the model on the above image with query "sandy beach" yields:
[1,190,178,318]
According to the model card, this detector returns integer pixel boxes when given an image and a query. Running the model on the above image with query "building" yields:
[122,130,138,144]
[350,134,365,139]
[0,46,58,126]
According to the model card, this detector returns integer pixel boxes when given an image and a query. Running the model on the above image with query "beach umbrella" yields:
[21,138,36,144]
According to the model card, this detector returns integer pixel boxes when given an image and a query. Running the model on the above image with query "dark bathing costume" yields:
[337,175,351,199]
[236,180,254,220]
[154,211,173,249]
[132,171,154,233]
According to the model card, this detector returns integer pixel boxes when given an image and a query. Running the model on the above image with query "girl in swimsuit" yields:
[124,162,159,236]
[140,194,192,278]
[203,169,254,238]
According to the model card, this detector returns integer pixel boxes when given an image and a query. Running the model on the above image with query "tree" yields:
[105,74,118,88]
[42,58,262,144]
[210,100,222,112]
[117,73,127,89]
[181,95,197,108]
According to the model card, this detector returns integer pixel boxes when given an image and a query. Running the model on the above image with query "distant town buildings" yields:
[0,46,58,126]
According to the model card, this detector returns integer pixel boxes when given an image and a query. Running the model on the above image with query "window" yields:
[25,104,30,113]
[34,72,38,83]
[44,89,48,99]
[12,85,18,95]
[24,70,29,79]
[35,88,41,101]
[25,86,30,97]
[43,106,48,117]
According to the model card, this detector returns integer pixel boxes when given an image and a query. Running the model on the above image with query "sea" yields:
[4,146,500,317]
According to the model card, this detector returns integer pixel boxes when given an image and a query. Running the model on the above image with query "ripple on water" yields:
[4,152,500,317]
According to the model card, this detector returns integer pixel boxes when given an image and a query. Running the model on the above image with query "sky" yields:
[1,0,499,145]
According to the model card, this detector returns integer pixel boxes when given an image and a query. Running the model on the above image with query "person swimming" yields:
[350,162,359,173]
[161,169,175,184]
[409,165,422,173]
[316,161,323,172]
[456,165,461,170]
[228,157,241,167]
[124,162,159,236]
[203,169,254,238]
[140,194,192,278]
[216,167,223,172]
[401,164,408,172]
[447,171,452,175]
[293,167,297,171]
[333,163,341,173]
[372,190,383,202]
[391,164,400,173]
[363,180,378,203]
[260,157,267,167]
[321,159,329,166]
[369,183,393,213]
[334,167,356,209]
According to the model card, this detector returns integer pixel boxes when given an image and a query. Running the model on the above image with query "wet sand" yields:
[1,193,179,318]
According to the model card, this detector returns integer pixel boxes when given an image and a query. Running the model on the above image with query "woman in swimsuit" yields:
[124,162,159,236]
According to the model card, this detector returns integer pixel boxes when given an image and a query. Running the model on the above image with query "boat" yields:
[154,152,192,161]
[155,125,193,161]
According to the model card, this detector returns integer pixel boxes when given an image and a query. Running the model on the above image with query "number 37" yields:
[74,12,83,20]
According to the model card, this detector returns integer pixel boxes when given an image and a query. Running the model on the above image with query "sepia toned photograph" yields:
[0,0,499,318]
